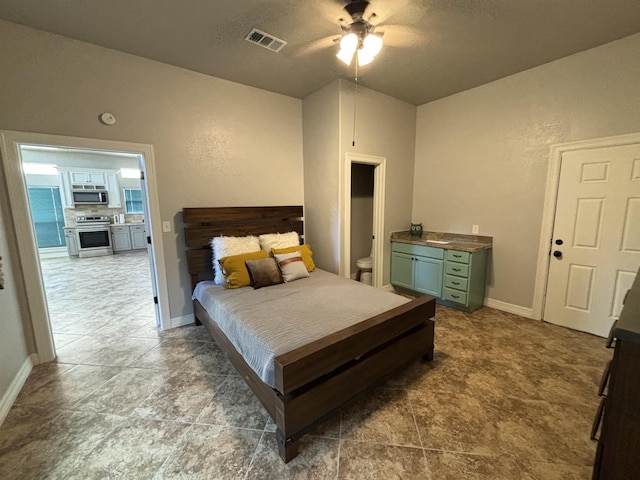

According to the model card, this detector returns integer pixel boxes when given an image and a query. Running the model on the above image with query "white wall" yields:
[413,33,640,311]
[0,20,304,329]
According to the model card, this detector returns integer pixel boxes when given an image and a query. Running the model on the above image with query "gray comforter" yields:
[192,269,409,387]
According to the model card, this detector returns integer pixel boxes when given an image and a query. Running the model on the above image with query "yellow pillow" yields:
[218,250,268,288]
[271,244,315,272]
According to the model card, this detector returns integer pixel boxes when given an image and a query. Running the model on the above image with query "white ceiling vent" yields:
[245,28,287,53]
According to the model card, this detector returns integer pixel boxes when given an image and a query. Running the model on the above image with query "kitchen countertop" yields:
[391,231,493,253]
[613,268,640,344]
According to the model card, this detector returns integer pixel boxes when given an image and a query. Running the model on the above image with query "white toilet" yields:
[356,247,373,285]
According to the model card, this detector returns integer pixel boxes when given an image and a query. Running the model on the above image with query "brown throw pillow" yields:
[245,257,284,289]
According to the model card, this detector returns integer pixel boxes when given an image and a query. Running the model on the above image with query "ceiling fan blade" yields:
[290,35,340,59]
[376,24,428,48]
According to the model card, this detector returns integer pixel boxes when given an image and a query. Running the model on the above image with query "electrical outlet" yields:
[162,221,171,233]
[472,225,479,234]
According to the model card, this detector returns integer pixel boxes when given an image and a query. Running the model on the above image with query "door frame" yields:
[533,132,640,320]
[0,130,171,363]
[340,152,386,288]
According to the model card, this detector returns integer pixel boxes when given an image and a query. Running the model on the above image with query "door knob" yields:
[553,250,562,258]
[555,239,563,245]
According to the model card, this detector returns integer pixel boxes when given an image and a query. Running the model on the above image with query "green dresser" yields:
[391,241,489,312]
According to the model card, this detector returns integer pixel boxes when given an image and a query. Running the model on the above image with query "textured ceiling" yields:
[1,0,640,105]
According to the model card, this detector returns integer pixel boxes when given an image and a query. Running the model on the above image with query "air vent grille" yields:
[245,28,287,53]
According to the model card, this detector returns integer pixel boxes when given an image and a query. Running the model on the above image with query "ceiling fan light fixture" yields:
[340,33,359,53]
[357,49,374,66]
[362,33,383,57]
[337,47,354,65]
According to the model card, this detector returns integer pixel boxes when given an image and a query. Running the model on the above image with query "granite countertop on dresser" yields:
[390,231,493,253]
[613,268,640,344]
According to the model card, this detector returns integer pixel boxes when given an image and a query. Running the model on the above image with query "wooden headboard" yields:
[183,206,304,288]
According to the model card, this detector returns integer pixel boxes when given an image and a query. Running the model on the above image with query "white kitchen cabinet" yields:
[58,171,73,208]
[105,173,122,208]
[64,228,78,256]
[111,225,132,251]
[130,225,147,250]
[70,171,105,187]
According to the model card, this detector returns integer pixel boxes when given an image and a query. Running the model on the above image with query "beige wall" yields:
[339,81,417,285]
[303,79,416,283]
[413,33,640,310]
[0,166,30,400]
[302,81,341,272]
[0,21,304,325]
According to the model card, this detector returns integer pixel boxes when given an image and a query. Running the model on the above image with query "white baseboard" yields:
[0,354,36,426]
[168,314,196,330]
[484,298,535,319]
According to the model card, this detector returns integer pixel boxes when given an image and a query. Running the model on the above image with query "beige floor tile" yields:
[155,424,262,479]
[15,364,121,410]
[422,450,521,480]
[14,361,76,400]
[340,387,422,447]
[338,441,428,479]
[246,432,339,480]
[196,375,270,430]
[64,417,189,480]
[71,367,172,415]
[131,371,224,423]
[0,411,122,480]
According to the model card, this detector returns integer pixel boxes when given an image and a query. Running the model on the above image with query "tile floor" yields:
[0,251,610,479]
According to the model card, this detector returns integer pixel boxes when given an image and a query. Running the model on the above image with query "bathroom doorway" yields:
[350,163,375,282]
[340,153,386,288]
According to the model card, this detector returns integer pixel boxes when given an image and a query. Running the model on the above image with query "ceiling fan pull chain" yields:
[352,61,358,147]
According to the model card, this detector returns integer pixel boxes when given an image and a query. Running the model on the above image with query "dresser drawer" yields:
[392,242,444,259]
[444,287,468,305]
[446,250,470,264]
[445,262,469,278]
[445,274,469,292]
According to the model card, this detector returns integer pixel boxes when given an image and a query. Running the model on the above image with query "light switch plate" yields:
[162,221,171,233]
[472,225,479,234]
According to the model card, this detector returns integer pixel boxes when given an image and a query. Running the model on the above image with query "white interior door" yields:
[544,144,640,336]
[138,156,161,327]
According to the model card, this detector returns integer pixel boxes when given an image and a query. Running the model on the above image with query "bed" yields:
[183,206,436,462]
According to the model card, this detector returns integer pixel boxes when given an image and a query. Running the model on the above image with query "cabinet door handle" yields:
[606,320,617,349]
[590,397,606,441]
[598,361,611,397]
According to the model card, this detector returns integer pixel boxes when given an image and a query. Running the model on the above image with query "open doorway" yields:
[341,153,386,288]
[20,145,161,357]
[350,163,375,283]
[1,131,169,363]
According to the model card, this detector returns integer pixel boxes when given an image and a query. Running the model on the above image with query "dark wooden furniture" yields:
[183,206,436,462]
[592,271,640,480]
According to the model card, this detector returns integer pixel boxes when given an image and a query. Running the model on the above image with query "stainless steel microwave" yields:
[72,190,108,205]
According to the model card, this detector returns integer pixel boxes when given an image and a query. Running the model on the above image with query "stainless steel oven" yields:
[75,216,113,257]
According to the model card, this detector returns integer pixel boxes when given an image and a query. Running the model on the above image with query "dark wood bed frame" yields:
[183,206,436,462]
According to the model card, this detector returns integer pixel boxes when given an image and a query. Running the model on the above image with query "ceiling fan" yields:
[335,0,384,66]
[296,0,425,64]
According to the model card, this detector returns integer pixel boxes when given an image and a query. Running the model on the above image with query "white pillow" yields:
[259,231,300,254]
[274,251,309,282]
[211,236,260,285]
